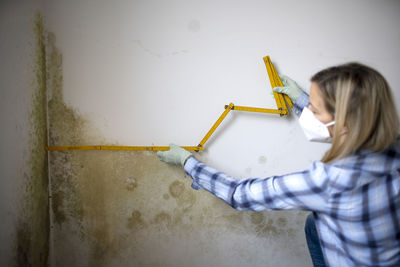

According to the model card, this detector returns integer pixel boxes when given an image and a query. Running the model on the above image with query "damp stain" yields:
[277,217,288,227]
[47,28,85,232]
[41,14,305,267]
[253,216,294,238]
[15,12,50,267]
[15,222,29,267]
[45,24,118,267]
[260,219,279,235]
[169,180,184,198]
[221,213,245,229]
[169,180,196,212]
[250,212,264,225]
[51,190,67,225]
[127,210,146,229]
[153,212,172,229]
[258,156,267,164]
[125,177,137,191]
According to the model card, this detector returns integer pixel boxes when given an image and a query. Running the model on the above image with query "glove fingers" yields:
[279,74,287,80]
[158,143,192,166]
[273,86,288,94]
[157,150,167,161]
[279,75,297,87]
[279,75,289,85]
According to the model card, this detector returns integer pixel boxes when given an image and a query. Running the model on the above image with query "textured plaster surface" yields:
[3,1,400,267]
[46,30,310,267]
[12,12,50,267]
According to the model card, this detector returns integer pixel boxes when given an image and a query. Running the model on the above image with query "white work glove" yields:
[273,75,303,104]
[157,144,201,190]
[157,144,192,167]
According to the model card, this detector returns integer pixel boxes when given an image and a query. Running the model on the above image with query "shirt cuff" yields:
[184,156,197,172]
[293,92,310,116]
[184,156,201,190]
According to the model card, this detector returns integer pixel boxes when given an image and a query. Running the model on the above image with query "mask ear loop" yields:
[325,121,335,127]
[325,121,336,139]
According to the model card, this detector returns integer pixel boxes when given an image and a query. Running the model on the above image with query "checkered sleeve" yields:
[184,156,333,212]
[292,92,309,116]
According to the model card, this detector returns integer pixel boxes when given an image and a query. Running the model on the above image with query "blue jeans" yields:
[305,213,326,267]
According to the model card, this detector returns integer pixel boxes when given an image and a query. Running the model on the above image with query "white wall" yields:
[44,0,400,175]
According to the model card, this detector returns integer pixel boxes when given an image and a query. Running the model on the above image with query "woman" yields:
[157,63,400,266]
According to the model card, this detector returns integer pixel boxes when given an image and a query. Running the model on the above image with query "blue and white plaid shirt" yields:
[184,93,400,266]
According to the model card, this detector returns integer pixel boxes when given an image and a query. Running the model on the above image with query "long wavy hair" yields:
[311,63,399,163]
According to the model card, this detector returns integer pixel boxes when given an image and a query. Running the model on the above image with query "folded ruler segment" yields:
[46,56,291,152]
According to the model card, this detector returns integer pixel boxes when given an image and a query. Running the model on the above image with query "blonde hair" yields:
[311,63,400,163]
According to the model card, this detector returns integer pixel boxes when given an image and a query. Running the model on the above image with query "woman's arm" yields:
[184,156,331,212]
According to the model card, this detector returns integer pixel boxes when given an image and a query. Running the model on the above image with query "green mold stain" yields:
[169,180,185,198]
[42,16,302,267]
[277,217,288,227]
[8,8,306,267]
[127,210,146,229]
[250,212,264,225]
[47,29,86,229]
[153,212,172,229]
[15,12,50,267]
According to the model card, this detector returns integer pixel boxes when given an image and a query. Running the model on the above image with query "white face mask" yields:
[299,107,335,143]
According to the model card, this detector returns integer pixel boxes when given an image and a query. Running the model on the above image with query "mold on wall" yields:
[14,12,50,267]
[46,29,310,267]
[3,1,400,267]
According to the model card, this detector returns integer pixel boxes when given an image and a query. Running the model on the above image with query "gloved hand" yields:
[273,75,303,104]
[157,144,200,190]
[157,143,192,167]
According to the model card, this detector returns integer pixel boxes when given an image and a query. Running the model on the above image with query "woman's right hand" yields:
[273,75,303,104]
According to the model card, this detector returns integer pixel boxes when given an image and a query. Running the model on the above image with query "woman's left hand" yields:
[157,144,192,167]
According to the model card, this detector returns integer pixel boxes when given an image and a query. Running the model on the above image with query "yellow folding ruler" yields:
[45,56,292,152]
